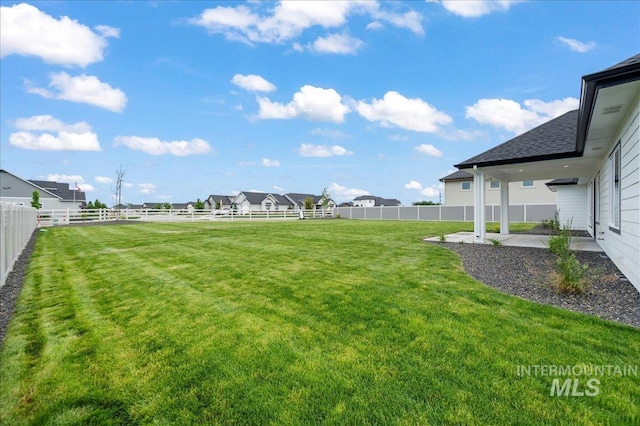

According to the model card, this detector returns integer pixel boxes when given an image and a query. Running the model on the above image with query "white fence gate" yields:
[1,202,38,287]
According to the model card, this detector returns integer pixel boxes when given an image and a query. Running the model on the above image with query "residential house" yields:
[0,169,85,210]
[233,191,293,214]
[439,170,557,206]
[453,54,639,291]
[353,195,401,207]
[205,194,235,211]
[285,193,337,210]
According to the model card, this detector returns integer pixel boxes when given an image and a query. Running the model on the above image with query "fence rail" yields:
[1,202,38,287]
[35,208,334,226]
[335,204,557,223]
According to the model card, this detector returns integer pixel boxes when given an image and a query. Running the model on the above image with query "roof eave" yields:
[454,151,581,170]
[576,63,640,154]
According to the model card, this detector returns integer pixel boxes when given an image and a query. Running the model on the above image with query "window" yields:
[461,181,471,191]
[489,181,500,189]
[609,143,621,231]
[594,173,600,224]
[522,180,534,187]
[265,202,272,210]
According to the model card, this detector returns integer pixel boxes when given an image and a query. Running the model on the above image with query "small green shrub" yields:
[488,238,503,247]
[438,234,446,242]
[548,220,588,294]
[547,233,569,256]
[542,211,561,232]
[555,253,588,294]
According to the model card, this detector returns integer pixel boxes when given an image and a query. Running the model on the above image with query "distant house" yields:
[205,195,235,210]
[285,193,337,210]
[172,202,195,212]
[0,169,85,210]
[233,192,293,214]
[439,170,557,207]
[353,195,401,207]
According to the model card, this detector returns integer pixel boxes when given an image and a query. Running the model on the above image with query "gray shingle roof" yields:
[546,178,578,186]
[353,195,401,206]
[238,191,270,204]
[28,179,86,202]
[439,170,473,181]
[455,109,579,169]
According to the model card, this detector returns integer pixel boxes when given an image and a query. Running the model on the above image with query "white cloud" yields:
[357,91,452,132]
[123,182,135,188]
[273,185,285,192]
[231,74,276,92]
[329,182,370,202]
[14,114,91,133]
[0,3,118,67]
[310,128,350,139]
[114,136,212,156]
[10,115,100,151]
[27,72,127,113]
[298,143,353,157]
[440,1,520,18]
[258,85,350,123]
[465,97,579,134]
[189,1,423,47]
[309,33,363,54]
[414,144,443,158]
[262,158,281,167]
[95,176,113,184]
[138,183,156,194]
[46,174,84,184]
[404,180,441,197]
[556,36,596,53]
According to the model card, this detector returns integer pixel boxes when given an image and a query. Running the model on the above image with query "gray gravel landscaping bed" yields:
[439,242,639,328]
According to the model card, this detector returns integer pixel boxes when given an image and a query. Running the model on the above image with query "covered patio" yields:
[424,231,603,251]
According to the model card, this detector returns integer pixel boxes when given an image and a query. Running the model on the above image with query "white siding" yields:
[556,185,588,230]
[595,98,639,291]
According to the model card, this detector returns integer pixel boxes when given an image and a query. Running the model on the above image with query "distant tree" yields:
[194,198,205,210]
[320,187,331,210]
[413,201,441,206]
[154,203,161,209]
[112,165,127,206]
[86,201,95,209]
[90,199,107,209]
[304,196,314,210]
[30,191,41,209]
[215,200,222,210]
[163,202,172,210]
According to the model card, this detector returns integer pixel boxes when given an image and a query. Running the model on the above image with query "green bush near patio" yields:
[1,220,638,425]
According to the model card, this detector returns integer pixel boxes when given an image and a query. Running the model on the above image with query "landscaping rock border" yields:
[439,242,639,328]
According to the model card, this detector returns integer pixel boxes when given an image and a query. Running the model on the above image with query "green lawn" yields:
[1,220,638,425]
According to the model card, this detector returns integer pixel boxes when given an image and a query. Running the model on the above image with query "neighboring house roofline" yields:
[0,168,63,200]
[439,170,473,182]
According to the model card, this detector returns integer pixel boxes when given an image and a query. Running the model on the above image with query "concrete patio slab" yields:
[424,232,603,252]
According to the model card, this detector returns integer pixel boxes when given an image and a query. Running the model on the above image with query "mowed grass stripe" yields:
[1,220,639,425]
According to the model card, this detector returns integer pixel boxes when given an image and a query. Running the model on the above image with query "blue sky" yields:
[1,1,638,205]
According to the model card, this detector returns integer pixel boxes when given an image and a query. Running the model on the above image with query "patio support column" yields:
[500,180,510,235]
[473,166,486,243]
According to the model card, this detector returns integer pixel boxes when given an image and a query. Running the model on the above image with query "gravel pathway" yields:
[438,242,639,328]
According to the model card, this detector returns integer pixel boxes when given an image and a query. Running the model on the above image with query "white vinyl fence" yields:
[335,204,557,223]
[35,208,334,226]
[1,202,38,287]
